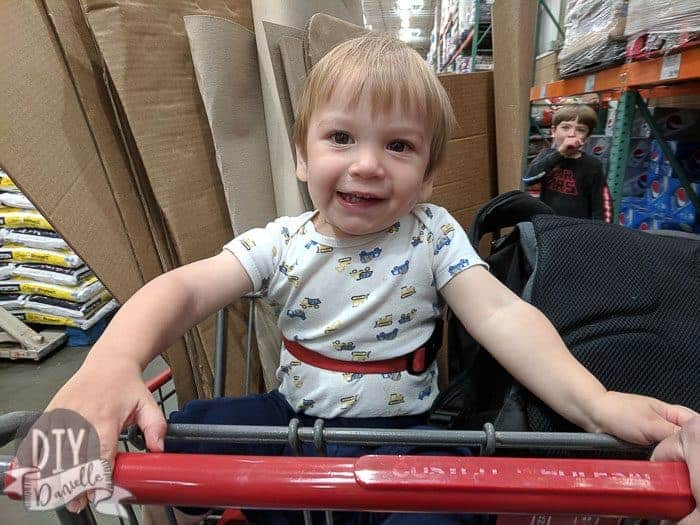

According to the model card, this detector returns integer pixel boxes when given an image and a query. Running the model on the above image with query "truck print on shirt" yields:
[349,266,373,281]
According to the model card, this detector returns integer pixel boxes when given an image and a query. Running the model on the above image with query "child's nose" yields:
[349,147,384,178]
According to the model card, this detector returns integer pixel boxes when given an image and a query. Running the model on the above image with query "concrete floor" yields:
[0,344,174,524]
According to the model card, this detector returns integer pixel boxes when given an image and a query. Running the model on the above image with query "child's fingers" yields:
[65,493,88,513]
[663,405,700,428]
[96,425,121,467]
[135,393,167,453]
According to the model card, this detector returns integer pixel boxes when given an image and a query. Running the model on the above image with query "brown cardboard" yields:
[438,72,493,140]
[279,36,308,119]
[183,15,277,235]
[44,0,199,402]
[534,51,560,86]
[0,0,262,403]
[493,0,538,192]
[433,73,497,231]
[76,0,259,400]
[304,13,369,70]
[0,1,151,305]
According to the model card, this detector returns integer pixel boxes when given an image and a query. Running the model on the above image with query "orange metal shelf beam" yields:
[639,81,700,99]
[530,64,627,100]
[530,47,700,101]
[627,47,700,87]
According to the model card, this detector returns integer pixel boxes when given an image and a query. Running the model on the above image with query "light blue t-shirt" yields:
[225,203,486,418]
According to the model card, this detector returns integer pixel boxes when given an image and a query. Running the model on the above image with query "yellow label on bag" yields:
[0,175,18,191]
[0,276,100,301]
[0,209,53,230]
[17,311,80,327]
[0,246,80,267]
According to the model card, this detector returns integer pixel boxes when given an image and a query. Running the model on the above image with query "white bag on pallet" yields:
[21,291,112,319]
[0,228,68,250]
[0,192,33,210]
[12,263,93,287]
[15,298,118,329]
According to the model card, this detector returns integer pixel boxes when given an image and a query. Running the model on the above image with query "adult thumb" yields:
[651,431,684,463]
[135,395,167,453]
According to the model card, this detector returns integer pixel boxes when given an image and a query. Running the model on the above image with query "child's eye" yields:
[331,132,352,145]
[388,140,411,153]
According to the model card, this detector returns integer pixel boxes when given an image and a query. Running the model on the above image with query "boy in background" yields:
[524,105,612,222]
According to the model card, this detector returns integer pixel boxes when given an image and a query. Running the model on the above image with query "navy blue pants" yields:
[166,390,482,525]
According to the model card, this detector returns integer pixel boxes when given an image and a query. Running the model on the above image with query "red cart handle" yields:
[110,453,693,519]
[144,368,172,392]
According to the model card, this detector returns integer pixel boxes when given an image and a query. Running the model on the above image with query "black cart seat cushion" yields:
[524,215,700,432]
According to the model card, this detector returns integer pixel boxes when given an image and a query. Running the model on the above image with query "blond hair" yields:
[293,34,456,175]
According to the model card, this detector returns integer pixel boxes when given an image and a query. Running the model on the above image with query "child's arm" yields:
[45,252,252,473]
[522,148,563,186]
[441,265,696,444]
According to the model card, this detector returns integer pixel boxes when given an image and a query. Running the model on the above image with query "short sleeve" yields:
[223,219,287,294]
[426,206,488,290]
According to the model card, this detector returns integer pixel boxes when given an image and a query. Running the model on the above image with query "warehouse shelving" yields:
[432,0,493,73]
[528,44,700,216]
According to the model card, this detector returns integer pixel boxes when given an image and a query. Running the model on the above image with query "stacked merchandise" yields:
[0,169,118,331]
[558,0,628,77]
[616,109,700,233]
[625,0,700,59]
[427,0,493,73]
[583,101,652,180]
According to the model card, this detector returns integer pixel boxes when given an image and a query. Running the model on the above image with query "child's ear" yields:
[419,171,435,202]
[295,144,308,182]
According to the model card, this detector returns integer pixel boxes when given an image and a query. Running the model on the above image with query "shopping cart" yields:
[0,366,694,525]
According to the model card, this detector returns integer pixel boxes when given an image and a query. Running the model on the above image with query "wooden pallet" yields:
[0,306,65,360]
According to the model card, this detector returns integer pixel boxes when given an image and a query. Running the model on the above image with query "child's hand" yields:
[594,391,698,445]
[45,355,166,512]
[557,137,583,157]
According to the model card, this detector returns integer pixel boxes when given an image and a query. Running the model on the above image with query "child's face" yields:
[296,84,433,238]
[551,119,590,148]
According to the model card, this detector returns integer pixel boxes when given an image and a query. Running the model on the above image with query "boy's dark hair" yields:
[552,105,598,136]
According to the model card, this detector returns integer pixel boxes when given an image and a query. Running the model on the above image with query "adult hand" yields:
[652,416,700,525]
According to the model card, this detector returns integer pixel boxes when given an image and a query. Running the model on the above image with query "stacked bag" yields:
[625,0,700,59]
[0,169,118,329]
[558,0,628,77]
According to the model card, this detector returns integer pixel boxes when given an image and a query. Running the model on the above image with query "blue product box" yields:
[645,176,680,212]
[618,197,650,229]
[649,139,678,166]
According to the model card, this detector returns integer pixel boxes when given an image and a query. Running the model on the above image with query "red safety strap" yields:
[282,337,426,374]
